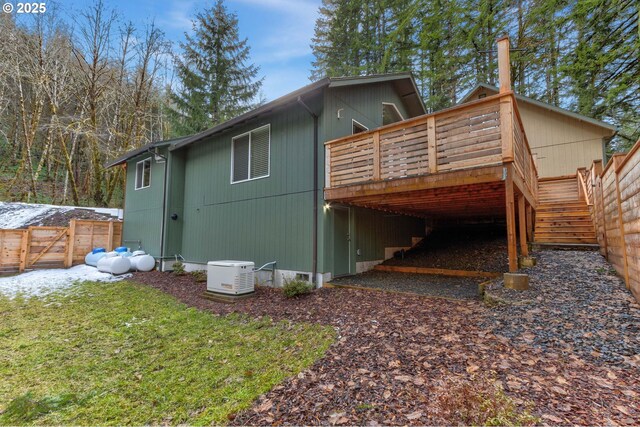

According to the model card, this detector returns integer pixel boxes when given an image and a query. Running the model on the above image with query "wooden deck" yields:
[324,37,539,272]
[325,92,538,214]
[324,90,539,271]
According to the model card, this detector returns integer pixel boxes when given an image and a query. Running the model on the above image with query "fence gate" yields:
[25,226,69,270]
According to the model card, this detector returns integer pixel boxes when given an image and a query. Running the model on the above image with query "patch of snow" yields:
[0,201,122,229]
[0,265,131,299]
[0,202,72,229]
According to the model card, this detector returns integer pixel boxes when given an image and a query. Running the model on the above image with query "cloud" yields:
[230,0,320,65]
[156,0,198,32]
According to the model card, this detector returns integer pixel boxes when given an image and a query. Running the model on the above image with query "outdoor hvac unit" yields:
[207,261,255,295]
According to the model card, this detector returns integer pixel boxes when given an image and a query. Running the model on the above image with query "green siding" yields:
[322,83,411,142]
[319,83,421,275]
[352,208,424,261]
[122,150,167,257]
[178,96,321,271]
[121,79,424,277]
[163,150,186,257]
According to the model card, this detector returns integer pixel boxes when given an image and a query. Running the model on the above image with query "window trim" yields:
[135,158,151,190]
[352,119,368,134]
[230,123,271,184]
[382,102,404,124]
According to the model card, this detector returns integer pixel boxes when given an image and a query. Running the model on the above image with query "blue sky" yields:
[54,0,322,101]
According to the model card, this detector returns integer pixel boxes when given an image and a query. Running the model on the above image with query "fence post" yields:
[614,158,630,289]
[427,116,437,174]
[372,130,381,180]
[18,228,30,272]
[107,221,115,251]
[66,219,76,267]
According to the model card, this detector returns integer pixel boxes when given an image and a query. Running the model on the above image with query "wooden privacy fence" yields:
[582,139,640,302]
[0,219,123,274]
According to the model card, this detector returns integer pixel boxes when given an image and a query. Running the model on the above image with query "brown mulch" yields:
[383,224,509,272]
[132,268,640,426]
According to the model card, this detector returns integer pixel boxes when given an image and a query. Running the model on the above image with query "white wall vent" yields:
[207,261,255,295]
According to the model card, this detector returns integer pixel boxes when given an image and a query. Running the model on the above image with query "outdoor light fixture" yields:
[337,108,343,119]
[323,202,331,212]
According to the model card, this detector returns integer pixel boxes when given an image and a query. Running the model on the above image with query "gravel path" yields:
[484,250,640,365]
[133,252,640,425]
[329,270,483,300]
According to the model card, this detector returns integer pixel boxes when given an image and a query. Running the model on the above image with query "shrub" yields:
[191,270,207,282]
[282,279,313,298]
[172,261,186,276]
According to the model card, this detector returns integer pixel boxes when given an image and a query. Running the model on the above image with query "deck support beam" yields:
[518,194,529,257]
[526,203,533,242]
[505,164,518,272]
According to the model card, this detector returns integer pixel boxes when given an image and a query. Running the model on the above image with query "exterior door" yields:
[333,207,351,277]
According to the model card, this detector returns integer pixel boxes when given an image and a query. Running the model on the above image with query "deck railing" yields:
[325,92,538,202]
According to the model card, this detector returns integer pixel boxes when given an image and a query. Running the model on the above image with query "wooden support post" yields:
[597,178,608,258]
[505,165,518,272]
[526,203,533,242]
[614,159,630,289]
[518,194,529,257]
[500,97,514,162]
[372,130,381,180]
[427,115,437,174]
[497,36,511,93]
[66,219,76,267]
[107,221,115,251]
[18,228,30,272]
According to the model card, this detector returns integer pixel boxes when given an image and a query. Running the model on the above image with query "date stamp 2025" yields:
[3,2,47,14]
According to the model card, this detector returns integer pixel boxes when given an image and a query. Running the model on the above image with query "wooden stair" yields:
[534,177,597,245]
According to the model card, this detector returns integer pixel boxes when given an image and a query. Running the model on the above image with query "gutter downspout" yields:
[148,148,168,270]
[297,96,319,286]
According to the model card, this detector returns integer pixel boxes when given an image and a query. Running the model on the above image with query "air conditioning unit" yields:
[207,261,255,295]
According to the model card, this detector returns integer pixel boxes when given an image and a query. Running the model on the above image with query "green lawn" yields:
[0,282,334,425]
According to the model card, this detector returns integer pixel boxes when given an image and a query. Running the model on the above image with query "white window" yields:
[352,119,368,134]
[135,158,151,190]
[382,102,404,125]
[231,124,270,183]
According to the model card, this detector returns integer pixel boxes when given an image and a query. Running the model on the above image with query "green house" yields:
[107,73,427,285]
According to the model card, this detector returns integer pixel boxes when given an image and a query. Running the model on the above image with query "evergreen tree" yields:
[309,0,638,149]
[169,0,263,136]
[561,0,639,149]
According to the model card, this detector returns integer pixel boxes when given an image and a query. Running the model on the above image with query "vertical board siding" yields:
[353,208,424,261]
[179,99,318,272]
[123,149,166,257]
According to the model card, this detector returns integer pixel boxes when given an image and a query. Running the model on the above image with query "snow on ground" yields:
[0,265,131,298]
[0,201,122,229]
[0,202,72,229]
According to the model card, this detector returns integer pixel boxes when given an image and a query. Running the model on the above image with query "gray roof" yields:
[104,136,188,168]
[105,73,425,167]
[459,83,618,132]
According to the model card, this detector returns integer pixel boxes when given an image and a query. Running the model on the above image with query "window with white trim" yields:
[352,119,368,134]
[382,102,404,125]
[231,124,270,183]
[135,158,151,190]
